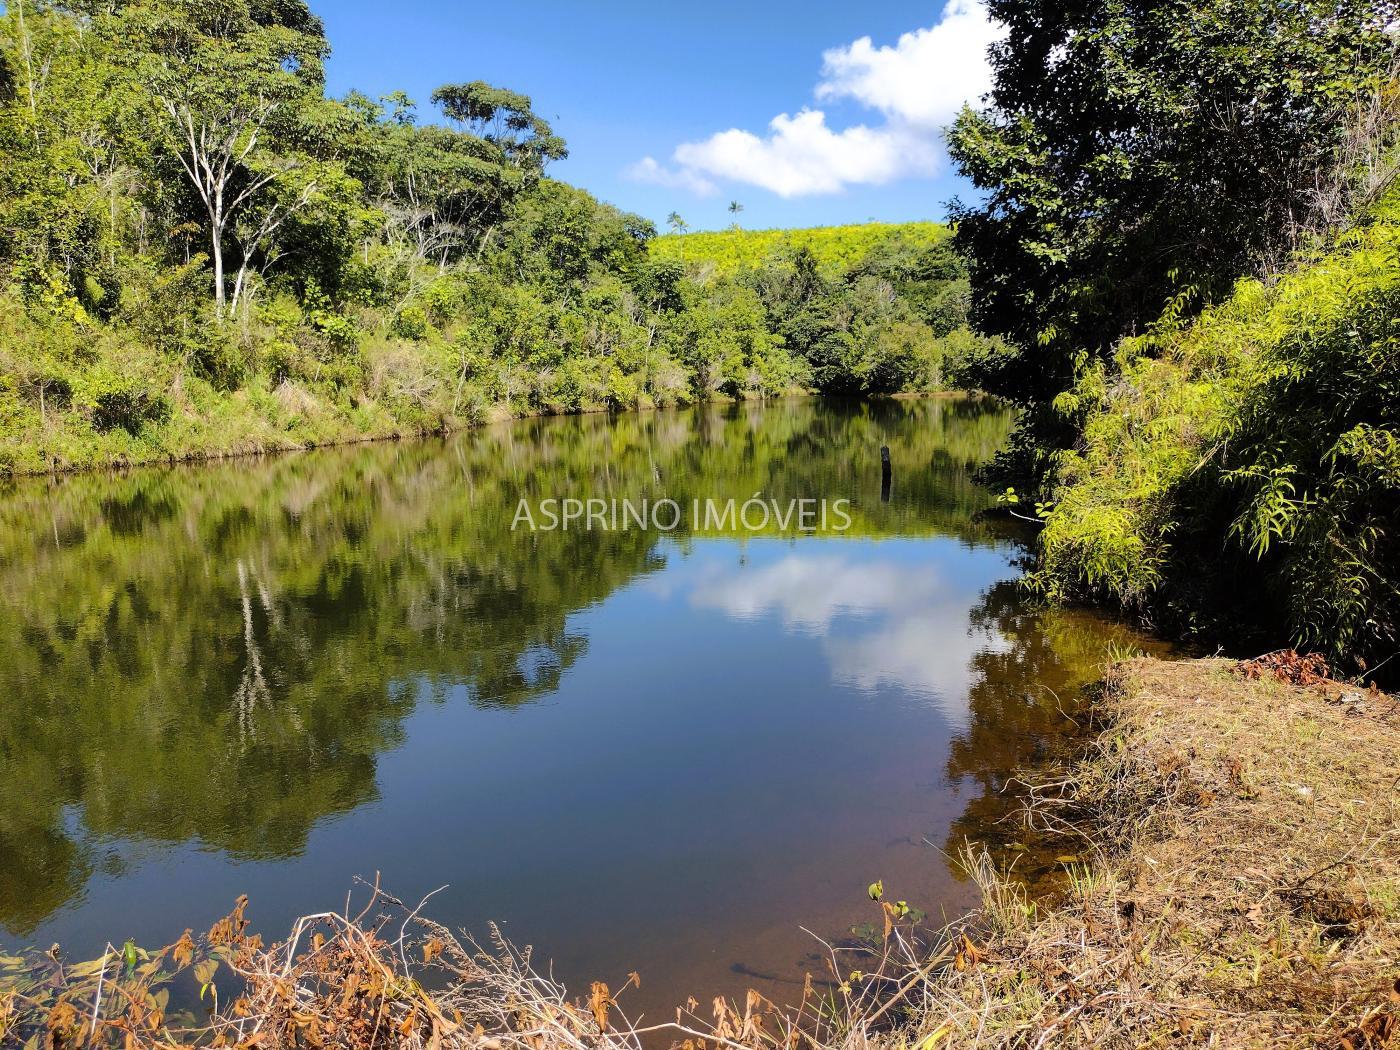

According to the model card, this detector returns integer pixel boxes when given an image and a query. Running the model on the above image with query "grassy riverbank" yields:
[0,214,980,478]
[5,654,1394,1048]
[916,656,1400,1047]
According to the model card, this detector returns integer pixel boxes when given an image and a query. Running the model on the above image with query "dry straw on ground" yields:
[2,656,1396,1049]
[910,656,1400,1049]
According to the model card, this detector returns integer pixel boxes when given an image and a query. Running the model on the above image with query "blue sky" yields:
[320,1,1000,232]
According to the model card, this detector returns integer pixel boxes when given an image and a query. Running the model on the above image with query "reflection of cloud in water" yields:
[691,557,942,632]
[690,554,1009,723]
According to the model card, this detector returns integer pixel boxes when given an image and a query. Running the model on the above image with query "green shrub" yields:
[191,329,250,391]
[261,339,301,385]
[604,367,641,410]
[1036,189,1400,670]
[392,304,431,341]
[91,386,170,435]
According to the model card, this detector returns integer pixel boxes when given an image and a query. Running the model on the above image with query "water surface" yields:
[0,398,1157,1019]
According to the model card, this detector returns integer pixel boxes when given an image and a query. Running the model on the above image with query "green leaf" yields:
[192,958,218,986]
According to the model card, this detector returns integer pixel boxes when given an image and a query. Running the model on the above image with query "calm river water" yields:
[0,397,1159,1020]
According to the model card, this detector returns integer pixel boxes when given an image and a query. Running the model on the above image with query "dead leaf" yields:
[1237,649,1330,686]
[589,981,612,1031]
[170,930,195,969]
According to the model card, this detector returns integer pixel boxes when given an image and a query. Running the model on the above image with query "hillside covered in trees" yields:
[651,222,989,397]
[650,222,948,276]
[947,0,1400,673]
[0,1,971,476]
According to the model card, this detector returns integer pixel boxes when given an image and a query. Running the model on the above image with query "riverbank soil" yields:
[917,657,1400,1048]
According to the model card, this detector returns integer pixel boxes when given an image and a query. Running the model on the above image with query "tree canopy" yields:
[0,0,974,475]
[947,0,1398,484]
[948,0,1400,671]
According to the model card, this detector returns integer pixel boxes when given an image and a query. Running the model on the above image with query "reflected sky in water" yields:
[683,545,1012,724]
[0,399,1160,1019]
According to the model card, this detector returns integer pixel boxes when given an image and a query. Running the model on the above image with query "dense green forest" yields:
[947,0,1400,673]
[653,222,988,397]
[5,0,1398,672]
[0,1,974,476]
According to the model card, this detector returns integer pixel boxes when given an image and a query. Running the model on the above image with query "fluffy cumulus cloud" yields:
[625,1,1002,199]
[672,111,941,198]
[623,156,718,197]
[815,0,1001,131]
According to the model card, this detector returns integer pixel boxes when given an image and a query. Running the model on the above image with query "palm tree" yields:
[727,200,744,229]
[666,211,688,235]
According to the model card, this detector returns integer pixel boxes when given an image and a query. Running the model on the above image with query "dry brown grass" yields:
[0,876,926,1050]
[903,657,1400,1049]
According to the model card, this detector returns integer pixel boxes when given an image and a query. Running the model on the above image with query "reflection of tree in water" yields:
[941,579,1166,876]
[0,465,657,934]
[0,398,1014,934]
[234,561,274,740]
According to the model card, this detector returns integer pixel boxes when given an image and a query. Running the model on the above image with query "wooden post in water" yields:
[880,445,892,503]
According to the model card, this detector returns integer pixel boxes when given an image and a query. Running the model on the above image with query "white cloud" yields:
[625,1,1002,199]
[673,111,939,198]
[815,0,1002,131]
[623,156,718,197]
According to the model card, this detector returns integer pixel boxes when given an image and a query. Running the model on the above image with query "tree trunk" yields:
[231,263,247,315]
[15,0,40,145]
[211,223,226,314]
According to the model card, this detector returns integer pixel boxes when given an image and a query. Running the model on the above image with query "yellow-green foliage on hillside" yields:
[644,220,991,399]
[651,222,949,275]
[1035,185,1400,670]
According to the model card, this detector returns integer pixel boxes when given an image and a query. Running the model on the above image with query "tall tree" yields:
[946,0,1397,486]
[120,0,333,314]
[360,82,567,267]
[428,81,567,174]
